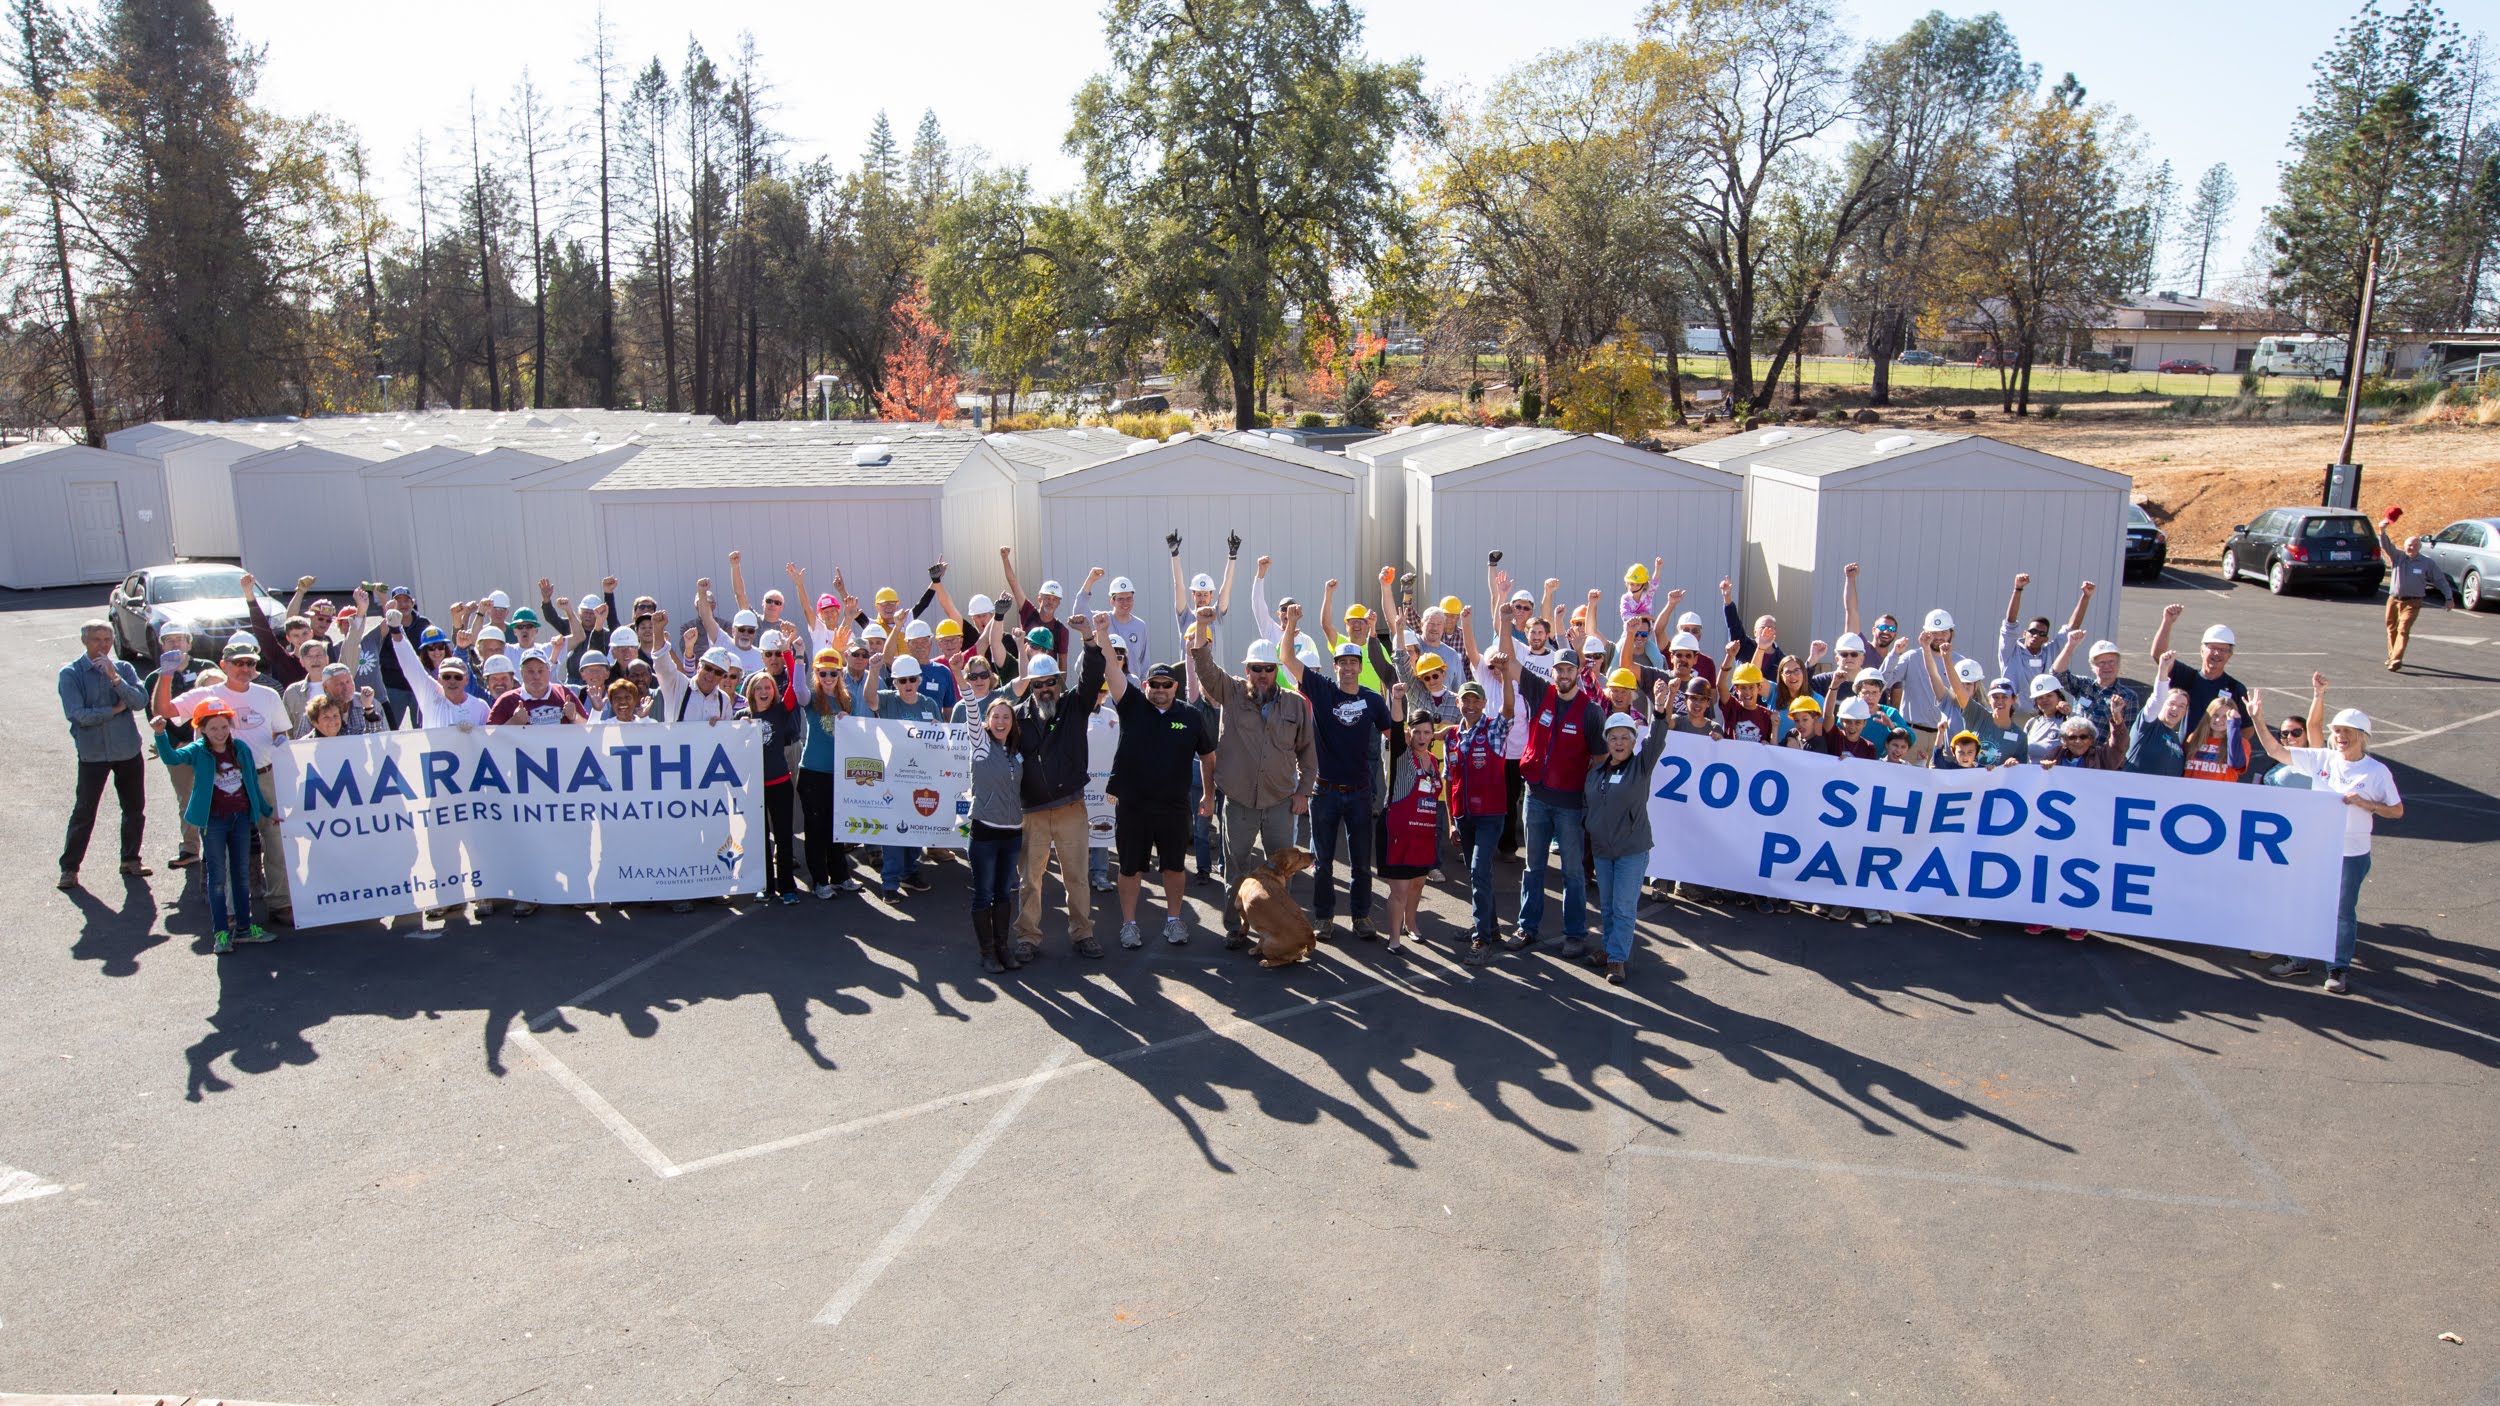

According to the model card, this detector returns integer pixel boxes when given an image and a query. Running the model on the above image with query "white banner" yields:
[832,712,1118,848]
[273,721,765,926]
[1642,732,2348,960]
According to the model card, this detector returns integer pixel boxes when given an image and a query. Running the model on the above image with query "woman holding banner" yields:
[2247,697,2402,996]
[744,670,803,906]
[967,695,1026,974]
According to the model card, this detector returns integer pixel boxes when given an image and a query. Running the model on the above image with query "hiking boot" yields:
[57,869,78,891]
[1606,961,1627,985]
[1073,936,1106,960]
[901,871,933,894]
[1463,940,1492,966]
[1350,917,1378,942]
[120,859,154,877]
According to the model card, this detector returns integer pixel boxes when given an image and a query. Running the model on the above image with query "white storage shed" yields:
[0,442,177,589]
[230,440,403,588]
[1402,429,1745,622]
[1668,424,1840,477]
[1034,432,1361,664]
[358,443,475,593]
[404,440,645,608]
[1740,430,2128,654]
[1348,423,1486,574]
[589,431,1021,615]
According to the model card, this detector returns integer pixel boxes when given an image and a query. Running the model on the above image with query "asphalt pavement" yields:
[2,567,2495,1405]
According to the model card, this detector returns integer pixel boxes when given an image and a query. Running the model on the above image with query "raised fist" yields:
[1166,529,1182,554]
[1487,549,1503,564]
[2013,573,2030,589]
[297,575,316,591]
[1226,530,1242,557]
[727,550,742,565]
[2161,603,2185,621]
[538,577,554,597]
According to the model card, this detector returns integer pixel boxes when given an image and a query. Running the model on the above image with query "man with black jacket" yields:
[1012,615,1109,960]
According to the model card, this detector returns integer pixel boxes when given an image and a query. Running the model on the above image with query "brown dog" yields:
[1233,846,1317,967]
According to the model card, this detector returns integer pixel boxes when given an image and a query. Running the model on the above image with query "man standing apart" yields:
[1103,623,1216,947]
[59,621,150,890]
[1294,602,1394,942]
[2378,511,2453,672]
[1189,603,1317,950]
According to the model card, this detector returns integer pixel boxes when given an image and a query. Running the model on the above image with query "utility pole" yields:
[2324,235,2379,508]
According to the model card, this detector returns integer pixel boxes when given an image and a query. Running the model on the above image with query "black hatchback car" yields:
[2123,502,2168,581]
[2219,508,2385,595]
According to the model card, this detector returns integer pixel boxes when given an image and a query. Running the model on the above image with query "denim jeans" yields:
[969,831,1022,910]
[1520,795,1589,939]
[2334,851,2372,968]
[201,810,255,934]
[383,687,415,730]
[1089,845,1111,889]
[880,844,922,890]
[1456,813,1504,943]
[1189,764,1217,877]
[1308,787,1375,923]
[1592,851,1648,962]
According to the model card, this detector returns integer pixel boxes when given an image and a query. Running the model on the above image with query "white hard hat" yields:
[758,630,784,652]
[1190,572,1216,593]
[732,609,760,629]
[1603,711,1640,734]
[481,653,517,676]
[1836,632,1866,654]
[1924,608,1955,632]
[1025,655,1061,679]
[1853,667,1885,687]
[1244,638,1280,667]
[580,651,612,669]
[904,619,934,640]
[2329,707,2371,735]
[608,626,639,650]
[863,622,889,641]
[967,593,996,617]
[476,625,506,643]
[2088,638,2121,659]
[1669,632,1702,653]
[1296,641,1323,668]
[1109,576,1135,594]
[700,646,737,671]
[1038,579,1064,597]
[1509,589,1535,605]
[1837,697,1873,721]
[1955,658,1986,684]
[486,590,511,609]
[890,655,923,679]
[2202,623,2236,647]
[2029,673,2066,699]
[1676,612,1703,630]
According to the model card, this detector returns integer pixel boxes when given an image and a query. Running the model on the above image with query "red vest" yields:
[1522,684,1597,790]
[1384,765,1443,868]
[1448,718,1508,817]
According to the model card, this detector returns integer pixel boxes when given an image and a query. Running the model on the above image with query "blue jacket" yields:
[59,654,147,764]
[156,736,272,826]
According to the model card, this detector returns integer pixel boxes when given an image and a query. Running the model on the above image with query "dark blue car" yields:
[2124,502,2167,582]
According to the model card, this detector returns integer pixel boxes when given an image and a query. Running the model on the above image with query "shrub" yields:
[1519,380,1542,422]
[1409,402,1466,425]
[2038,400,2061,419]
[991,412,1077,431]
[2238,371,2260,395]
[1295,411,1329,429]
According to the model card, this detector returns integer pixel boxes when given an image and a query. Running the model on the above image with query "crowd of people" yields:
[58,534,2403,989]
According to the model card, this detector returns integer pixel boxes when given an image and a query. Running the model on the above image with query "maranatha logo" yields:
[613,837,743,884]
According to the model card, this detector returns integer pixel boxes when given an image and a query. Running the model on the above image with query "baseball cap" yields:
[1333,640,1362,658]
[320,661,352,679]
[435,658,468,678]
[2088,638,2121,659]
[2330,707,2371,734]
[1145,663,1180,681]
[1458,679,1486,698]
[580,651,612,670]
[518,646,551,665]
[221,638,260,660]
[1987,676,2015,696]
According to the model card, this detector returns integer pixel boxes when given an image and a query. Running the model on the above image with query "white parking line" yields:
[0,1161,64,1205]
[1622,1144,2295,1212]
[2372,704,2500,749]
[812,1043,1072,1329]
[508,1026,678,1178]
[527,910,747,1031]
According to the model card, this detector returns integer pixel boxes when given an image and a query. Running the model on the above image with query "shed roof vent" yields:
[1872,435,1918,455]
[1125,439,1156,455]
[852,443,892,467]
[1757,429,1793,446]
[1594,432,1625,444]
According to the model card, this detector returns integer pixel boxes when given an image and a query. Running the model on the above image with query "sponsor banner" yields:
[833,713,1117,847]
[1642,731,2348,960]
[273,721,764,926]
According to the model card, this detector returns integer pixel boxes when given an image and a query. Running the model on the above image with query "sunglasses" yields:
[815,668,842,678]
[1146,678,1177,688]
[698,664,725,677]
[1247,665,1277,674]
[966,671,995,682]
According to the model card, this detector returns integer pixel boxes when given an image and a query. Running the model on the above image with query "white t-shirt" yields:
[171,682,288,760]
[2287,747,2401,856]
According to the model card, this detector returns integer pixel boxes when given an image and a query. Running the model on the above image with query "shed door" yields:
[67,481,129,581]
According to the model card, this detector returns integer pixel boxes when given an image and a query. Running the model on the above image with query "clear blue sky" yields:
[225,0,2414,291]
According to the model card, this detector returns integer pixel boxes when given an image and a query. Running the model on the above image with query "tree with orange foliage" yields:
[1303,319,1391,428]
[875,280,960,422]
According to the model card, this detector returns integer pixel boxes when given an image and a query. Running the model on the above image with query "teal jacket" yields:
[156,735,272,826]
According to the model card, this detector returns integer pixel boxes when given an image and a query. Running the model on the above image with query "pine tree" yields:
[2180,163,2236,297]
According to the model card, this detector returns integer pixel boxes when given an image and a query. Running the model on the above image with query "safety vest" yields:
[1522,685,1598,790]
[1447,717,1508,818]
[1384,764,1443,869]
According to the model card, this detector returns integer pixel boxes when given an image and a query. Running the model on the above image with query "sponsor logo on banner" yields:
[834,714,1117,849]
[913,788,940,817]
[843,757,883,786]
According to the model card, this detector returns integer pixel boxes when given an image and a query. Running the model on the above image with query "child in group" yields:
[151,699,272,954]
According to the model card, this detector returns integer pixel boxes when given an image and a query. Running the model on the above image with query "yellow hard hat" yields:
[1344,604,1371,621]
[1415,654,1448,677]
[1787,695,1823,716]
[1606,667,1641,690]
[935,618,963,638]
[874,586,900,605]
[1731,663,1765,687]
[1438,595,1464,616]
[1624,562,1651,586]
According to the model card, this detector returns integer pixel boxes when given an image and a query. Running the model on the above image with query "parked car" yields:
[2157,359,2217,375]
[1896,349,1945,366]
[1973,347,2010,368]
[2076,351,2130,372]
[1110,393,1170,416]
[2123,502,2168,581]
[107,563,284,667]
[2218,508,2384,596]
[2421,516,2500,611]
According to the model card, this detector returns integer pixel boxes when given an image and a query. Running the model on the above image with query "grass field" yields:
[1673,355,2304,400]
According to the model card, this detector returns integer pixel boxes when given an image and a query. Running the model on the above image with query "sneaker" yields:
[901,872,933,894]
[1162,916,1188,945]
[235,925,273,944]
[812,883,835,900]
[1089,875,1115,893]
[512,902,539,918]
[837,876,863,893]
[1463,940,1491,966]
[2064,928,2089,942]
[1559,938,1588,959]
[2267,957,2314,979]
[2023,924,2050,935]
[1502,931,1532,951]
[212,930,232,954]
[1752,897,1777,915]
[1073,937,1106,959]
[1012,938,1040,962]
[1427,869,1445,883]
[880,886,903,902]
[1119,920,1144,949]
[2323,968,2350,994]
[168,852,200,869]
[1606,961,1626,985]
[1868,910,1895,925]
[1351,917,1379,942]
[670,900,693,914]
[779,891,802,907]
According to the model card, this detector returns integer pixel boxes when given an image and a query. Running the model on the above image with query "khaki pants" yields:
[1015,799,1093,945]
[2384,595,2422,667]
[1222,797,1299,934]
[256,766,289,911]
[165,757,201,858]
